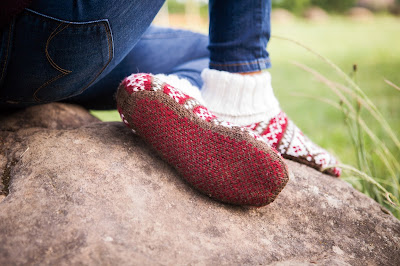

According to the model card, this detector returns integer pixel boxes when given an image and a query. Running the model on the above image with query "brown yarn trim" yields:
[116,80,290,205]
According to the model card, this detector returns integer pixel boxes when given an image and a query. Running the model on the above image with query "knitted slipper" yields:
[246,111,341,177]
[116,73,289,207]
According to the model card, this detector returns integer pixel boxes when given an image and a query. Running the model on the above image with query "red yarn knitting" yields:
[246,112,341,177]
[116,73,289,206]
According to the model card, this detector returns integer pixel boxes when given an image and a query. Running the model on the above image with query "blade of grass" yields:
[290,62,400,173]
[273,35,400,150]
[331,164,399,210]
[384,79,400,92]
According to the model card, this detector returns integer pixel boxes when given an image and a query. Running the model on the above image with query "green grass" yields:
[268,16,400,216]
[91,15,400,217]
[268,15,400,170]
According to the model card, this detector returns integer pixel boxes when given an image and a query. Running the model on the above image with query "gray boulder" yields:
[0,103,399,265]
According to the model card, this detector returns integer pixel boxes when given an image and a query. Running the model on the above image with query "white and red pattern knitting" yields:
[116,73,289,206]
[201,69,341,177]
[121,70,341,177]
[246,111,341,177]
[120,73,268,141]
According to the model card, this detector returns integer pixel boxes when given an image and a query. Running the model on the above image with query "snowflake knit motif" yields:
[116,73,290,207]
[246,111,341,177]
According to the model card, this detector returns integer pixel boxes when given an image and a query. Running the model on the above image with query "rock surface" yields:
[0,103,399,265]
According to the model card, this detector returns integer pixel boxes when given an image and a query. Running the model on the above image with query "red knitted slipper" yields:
[116,73,289,207]
[246,112,341,177]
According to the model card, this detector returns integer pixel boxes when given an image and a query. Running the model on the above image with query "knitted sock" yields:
[201,69,341,177]
[116,73,289,207]
[154,74,206,106]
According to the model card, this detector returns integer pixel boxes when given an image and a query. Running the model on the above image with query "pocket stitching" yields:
[33,21,113,102]
[45,23,72,74]
[77,21,113,95]
[34,22,72,102]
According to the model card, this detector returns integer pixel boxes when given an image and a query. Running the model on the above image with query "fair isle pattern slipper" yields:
[116,73,289,207]
[246,112,341,177]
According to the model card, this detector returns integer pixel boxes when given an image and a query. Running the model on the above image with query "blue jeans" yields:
[0,0,271,110]
[208,0,272,73]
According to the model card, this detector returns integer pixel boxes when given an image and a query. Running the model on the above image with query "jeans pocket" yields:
[0,9,114,104]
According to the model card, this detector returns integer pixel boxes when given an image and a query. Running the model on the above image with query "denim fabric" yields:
[208,0,271,73]
[0,9,114,106]
[0,0,192,109]
[0,0,271,109]
[66,26,209,109]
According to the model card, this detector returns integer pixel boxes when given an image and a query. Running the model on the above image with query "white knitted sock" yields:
[154,74,205,106]
[201,68,281,126]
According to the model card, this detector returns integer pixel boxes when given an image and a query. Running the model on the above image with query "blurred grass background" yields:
[91,0,400,216]
[269,16,400,169]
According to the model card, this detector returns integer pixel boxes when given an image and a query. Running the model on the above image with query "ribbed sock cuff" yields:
[201,69,281,126]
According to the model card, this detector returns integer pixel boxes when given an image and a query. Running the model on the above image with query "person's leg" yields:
[202,0,341,176]
[66,26,209,109]
[0,0,165,109]
[208,0,271,73]
[110,2,289,206]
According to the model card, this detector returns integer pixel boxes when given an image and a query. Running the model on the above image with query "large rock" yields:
[0,103,399,265]
[0,103,99,131]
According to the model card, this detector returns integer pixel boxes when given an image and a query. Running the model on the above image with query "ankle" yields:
[201,69,280,125]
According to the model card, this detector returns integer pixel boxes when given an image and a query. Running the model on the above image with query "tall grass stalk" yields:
[273,36,400,151]
[272,36,400,218]
[384,79,400,92]
[292,62,400,173]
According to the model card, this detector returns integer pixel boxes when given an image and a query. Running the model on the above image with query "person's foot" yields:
[116,73,289,206]
[245,111,341,177]
[201,69,341,177]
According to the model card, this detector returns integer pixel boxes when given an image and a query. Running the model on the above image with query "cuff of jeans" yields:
[209,58,271,73]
